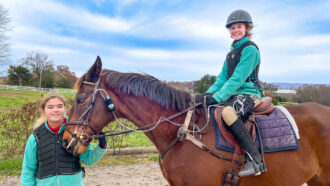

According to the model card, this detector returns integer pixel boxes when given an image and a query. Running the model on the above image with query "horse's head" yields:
[62,56,115,156]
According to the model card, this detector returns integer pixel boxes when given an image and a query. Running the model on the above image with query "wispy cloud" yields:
[4,0,132,33]
[2,0,330,84]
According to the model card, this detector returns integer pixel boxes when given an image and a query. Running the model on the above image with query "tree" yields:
[193,74,216,93]
[294,85,330,106]
[42,69,55,88]
[0,4,12,74]
[7,65,32,86]
[55,65,77,88]
[20,51,54,88]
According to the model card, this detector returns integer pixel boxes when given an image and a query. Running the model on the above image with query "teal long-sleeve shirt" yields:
[206,37,262,102]
[21,122,106,186]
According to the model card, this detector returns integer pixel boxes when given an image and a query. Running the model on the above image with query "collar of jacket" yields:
[44,116,68,134]
[232,36,249,49]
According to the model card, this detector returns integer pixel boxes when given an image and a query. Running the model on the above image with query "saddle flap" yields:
[253,96,274,115]
[214,108,256,155]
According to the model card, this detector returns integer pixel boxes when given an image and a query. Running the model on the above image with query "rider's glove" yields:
[195,93,218,106]
[97,132,107,149]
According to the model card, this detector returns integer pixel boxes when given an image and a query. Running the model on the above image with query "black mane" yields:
[103,70,191,111]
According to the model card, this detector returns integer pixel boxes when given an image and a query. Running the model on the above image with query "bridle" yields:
[64,79,115,149]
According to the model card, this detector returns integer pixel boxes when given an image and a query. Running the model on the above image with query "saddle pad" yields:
[212,107,299,153]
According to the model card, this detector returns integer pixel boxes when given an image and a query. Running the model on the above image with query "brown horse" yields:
[63,57,330,186]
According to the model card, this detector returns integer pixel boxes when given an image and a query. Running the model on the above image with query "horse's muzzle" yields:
[63,139,74,154]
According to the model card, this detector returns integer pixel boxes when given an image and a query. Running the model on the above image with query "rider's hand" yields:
[195,93,218,106]
[97,132,107,149]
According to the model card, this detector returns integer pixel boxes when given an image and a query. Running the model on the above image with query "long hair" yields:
[246,23,253,39]
[33,93,67,129]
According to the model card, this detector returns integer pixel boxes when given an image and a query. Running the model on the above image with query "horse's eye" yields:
[77,98,86,104]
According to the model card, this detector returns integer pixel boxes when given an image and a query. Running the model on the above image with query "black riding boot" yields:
[229,119,266,177]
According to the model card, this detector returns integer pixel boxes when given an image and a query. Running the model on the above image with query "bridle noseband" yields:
[64,80,115,149]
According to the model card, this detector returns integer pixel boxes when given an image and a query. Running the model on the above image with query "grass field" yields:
[0,89,75,110]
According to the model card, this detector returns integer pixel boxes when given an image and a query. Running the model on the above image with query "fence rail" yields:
[0,84,77,94]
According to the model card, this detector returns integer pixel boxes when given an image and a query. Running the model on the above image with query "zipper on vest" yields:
[56,135,59,175]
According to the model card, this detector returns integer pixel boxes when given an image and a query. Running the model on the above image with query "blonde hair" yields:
[33,93,67,129]
[246,23,253,39]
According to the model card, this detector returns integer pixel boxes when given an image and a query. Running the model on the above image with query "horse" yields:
[63,56,330,186]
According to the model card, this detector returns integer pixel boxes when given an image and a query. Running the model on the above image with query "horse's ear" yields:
[84,56,102,83]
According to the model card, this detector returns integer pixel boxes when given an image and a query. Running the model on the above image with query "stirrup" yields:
[239,159,265,177]
[239,152,265,177]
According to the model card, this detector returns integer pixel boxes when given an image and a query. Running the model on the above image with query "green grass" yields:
[0,89,75,110]
[278,102,298,106]
[120,132,153,148]
[0,157,23,177]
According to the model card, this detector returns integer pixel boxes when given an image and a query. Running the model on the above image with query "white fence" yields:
[0,84,77,94]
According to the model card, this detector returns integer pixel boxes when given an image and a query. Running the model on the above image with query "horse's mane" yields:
[102,70,192,111]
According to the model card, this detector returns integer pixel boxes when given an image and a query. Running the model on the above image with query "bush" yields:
[0,97,73,159]
[0,101,39,158]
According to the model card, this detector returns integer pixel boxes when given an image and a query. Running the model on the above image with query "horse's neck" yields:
[119,96,194,152]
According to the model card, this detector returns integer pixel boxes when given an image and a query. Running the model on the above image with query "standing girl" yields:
[21,93,107,185]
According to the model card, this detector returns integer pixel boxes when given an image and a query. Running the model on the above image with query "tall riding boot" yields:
[229,119,266,177]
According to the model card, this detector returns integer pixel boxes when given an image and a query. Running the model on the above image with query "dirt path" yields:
[0,162,169,186]
[85,162,168,186]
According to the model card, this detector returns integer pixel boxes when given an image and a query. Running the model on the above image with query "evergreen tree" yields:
[7,65,32,86]
[193,74,216,93]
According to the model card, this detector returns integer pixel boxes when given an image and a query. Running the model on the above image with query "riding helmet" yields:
[226,9,253,28]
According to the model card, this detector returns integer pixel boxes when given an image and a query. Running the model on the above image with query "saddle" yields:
[214,96,274,155]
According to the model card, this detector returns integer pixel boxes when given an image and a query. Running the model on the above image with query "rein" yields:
[70,102,203,143]
[64,79,203,146]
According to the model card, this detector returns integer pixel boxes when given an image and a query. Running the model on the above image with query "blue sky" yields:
[2,0,330,84]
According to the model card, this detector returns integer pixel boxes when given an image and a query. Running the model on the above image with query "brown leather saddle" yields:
[214,96,274,155]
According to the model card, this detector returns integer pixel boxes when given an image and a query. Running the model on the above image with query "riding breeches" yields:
[222,95,261,126]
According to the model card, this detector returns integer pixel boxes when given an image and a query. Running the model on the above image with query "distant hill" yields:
[271,82,330,89]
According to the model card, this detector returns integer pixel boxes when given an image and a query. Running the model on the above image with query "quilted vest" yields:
[226,41,260,83]
[33,124,82,179]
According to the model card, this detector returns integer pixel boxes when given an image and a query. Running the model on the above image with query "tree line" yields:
[0,4,77,88]
[6,51,77,88]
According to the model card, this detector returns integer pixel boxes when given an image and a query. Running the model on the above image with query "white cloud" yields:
[3,0,132,33]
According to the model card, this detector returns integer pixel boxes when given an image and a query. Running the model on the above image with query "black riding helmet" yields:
[226,10,253,28]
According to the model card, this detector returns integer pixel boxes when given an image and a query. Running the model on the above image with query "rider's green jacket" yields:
[206,37,262,102]
[21,122,106,186]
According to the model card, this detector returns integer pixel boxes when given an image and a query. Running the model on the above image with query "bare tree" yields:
[20,51,54,88]
[0,4,11,71]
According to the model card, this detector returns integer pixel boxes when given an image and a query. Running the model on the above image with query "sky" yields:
[2,0,330,84]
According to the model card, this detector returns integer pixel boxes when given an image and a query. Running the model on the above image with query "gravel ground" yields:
[0,162,169,186]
